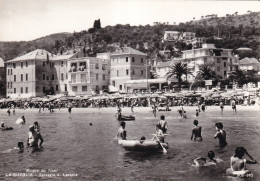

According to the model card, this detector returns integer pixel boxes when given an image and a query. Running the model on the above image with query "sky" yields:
[0,0,259,41]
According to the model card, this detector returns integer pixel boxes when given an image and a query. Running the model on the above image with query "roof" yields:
[8,49,52,62]
[0,57,4,67]
[239,57,260,65]
[52,52,83,60]
[111,47,146,56]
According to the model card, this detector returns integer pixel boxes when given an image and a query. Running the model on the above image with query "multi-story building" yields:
[0,57,6,97]
[110,47,148,92]
[5,49,57,98]
[156,44,239,82]
[181,32,196,41]
[163,31,180,41]
[52,52,84,94]
[67,57,110,95]
[239,57,260,73]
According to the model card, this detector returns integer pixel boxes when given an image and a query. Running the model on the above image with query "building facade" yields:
[110,47,149,92]
[68,57,110,95]
[5,49,57,98]
[239,57,260,73]
[156,44,239,83]
[0,57,6,98]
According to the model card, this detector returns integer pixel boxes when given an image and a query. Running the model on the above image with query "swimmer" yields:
[191,120,203,141]
[183,111,187,119]
[226,147,257,177]
[18,142,24,152]
[68,102,73,116]
[214,122,227,148]
[117,121,126,140]
[231,100,237,114]
[193,151,223,167]
[178,107,183,118]
[0,122,13,130]
[195,109,199,117]
[201,102,206,112]
[27,125,44,150]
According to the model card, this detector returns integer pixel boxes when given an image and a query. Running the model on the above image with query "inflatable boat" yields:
[118,140,168,152]
[118,115,135,121]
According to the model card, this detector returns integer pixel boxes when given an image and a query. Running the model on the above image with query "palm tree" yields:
[229,69,247,85]
[166,62,189,91]
[190,66,218,90]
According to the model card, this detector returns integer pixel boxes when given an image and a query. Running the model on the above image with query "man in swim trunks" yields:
[117,121,126,140]
[201,102,206,112]
[157,115,168,134]
[231,100,237,114]
[191,120,202,141]
[214,122,227,148]
[68,102,72,115]
[228,147,257,175]
[220,101,224,114]
[27,125,44,150]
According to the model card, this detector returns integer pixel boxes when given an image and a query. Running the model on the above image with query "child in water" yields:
[193,151,223,167]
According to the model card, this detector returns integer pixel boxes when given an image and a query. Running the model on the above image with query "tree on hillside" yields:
[94,19,101,29]
[228,69,248,85]
[166,62,190,91]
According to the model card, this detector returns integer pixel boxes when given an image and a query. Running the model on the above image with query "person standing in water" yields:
[214,122,227,148]
[117,121,126,140]
[27,125,44,150]
[191,120,202,141]
[231,100,237,114]
[157,115,168,134]
[220,101,224,114]
[21,115,26,124]
[68,101,73,116]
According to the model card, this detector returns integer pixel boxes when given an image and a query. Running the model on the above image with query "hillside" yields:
[0,32,71,61]
[0,11,260,61]
[191,11,260,28]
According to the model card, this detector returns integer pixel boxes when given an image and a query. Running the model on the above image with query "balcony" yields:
[69,79,90,85]
[69,67,88,73]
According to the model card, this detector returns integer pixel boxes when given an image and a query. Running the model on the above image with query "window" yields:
[141,58,143,63]
[25,87,28,93]
[72,86,77,92]
[126,57,128,62]
[96,85,99,91]
[126,69,129,75]
[43,87,46,93]
[224,62,226,68]
[7,82,9,89]
[117,70,119,77]
[47,76,49,80]
[102,74,105,80]
[65,84,67,91]
[11,69,12,75]
[43,74,46,80]
[141,70,144,75]
[8,69,10,75]
[119,85,122,90]
[26,74,28,81]
[61,73,64,81]
[13,63,16,69]
[21,74,23,81]
[14,75,16,82]
[102,64,106,70]
[21,62,23,68]
[14,88,16,94]
[132,70,135,75]
[26,61,28,67]
[20,87,23,94]
[56,85,59,91]
[52,74,55,80]
[96,74,99,80]
[224,71,227,76]
[82,86,88,92]
[66,73,68,80]
[43,62,45,67]
[61,61,64,67]
[10,82,12,88]
[95,63,99,69]
[132,57,135,62]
